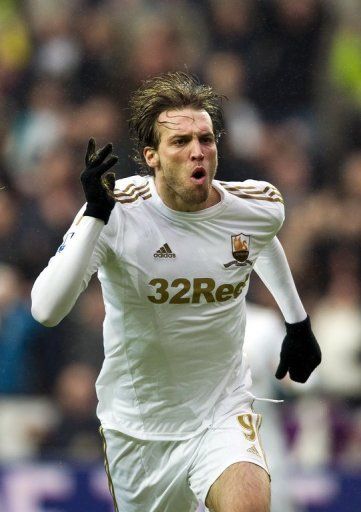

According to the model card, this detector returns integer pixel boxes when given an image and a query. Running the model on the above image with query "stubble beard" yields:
[162,163,217,208]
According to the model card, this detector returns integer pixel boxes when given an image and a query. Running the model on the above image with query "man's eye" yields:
[173,139,186,146]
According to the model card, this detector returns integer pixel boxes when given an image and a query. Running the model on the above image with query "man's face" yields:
[144,107,218,211]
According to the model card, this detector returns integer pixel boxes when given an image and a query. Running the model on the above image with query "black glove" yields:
[275,316,322,383]
[80,138,118,224]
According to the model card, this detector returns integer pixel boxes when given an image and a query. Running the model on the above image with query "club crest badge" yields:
[232,234,250,263]
[223,233,253,269]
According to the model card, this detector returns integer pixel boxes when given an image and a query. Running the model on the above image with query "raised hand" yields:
[80,138,118,224]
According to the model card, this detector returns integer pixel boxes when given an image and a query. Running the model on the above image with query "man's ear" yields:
[144,147,159,169]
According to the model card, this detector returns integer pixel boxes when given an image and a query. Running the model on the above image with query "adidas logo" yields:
[247,445,261,458]
[154,243,176,259]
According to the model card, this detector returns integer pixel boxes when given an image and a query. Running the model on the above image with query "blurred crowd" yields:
[0,0,360,505]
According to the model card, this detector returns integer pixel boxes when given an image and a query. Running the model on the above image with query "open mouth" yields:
[190,167,207,184]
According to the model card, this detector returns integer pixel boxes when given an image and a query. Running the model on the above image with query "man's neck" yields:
[154,179,221,212]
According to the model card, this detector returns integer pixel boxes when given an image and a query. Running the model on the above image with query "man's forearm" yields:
[31,216,104,327]
[254,237,306,323]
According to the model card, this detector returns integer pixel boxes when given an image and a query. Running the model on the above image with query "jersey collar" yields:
[148,177,228,221]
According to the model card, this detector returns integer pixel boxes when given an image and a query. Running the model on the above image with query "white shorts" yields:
[99,395,269,512]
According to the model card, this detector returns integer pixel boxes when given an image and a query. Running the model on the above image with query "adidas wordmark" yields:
[154,243,176,258]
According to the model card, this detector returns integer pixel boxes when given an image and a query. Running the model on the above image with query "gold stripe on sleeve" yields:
[114,183,150,198]
[115,187,152,204]
[232,193,284,204]
[221,183,284,203]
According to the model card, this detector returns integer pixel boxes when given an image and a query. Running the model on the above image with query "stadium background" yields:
[0,0,360,510]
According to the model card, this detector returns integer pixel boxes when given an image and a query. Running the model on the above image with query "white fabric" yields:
[31,176,295,440]
[31,213,106,326]
[254,238,306,323]
[101,388,267,512]
[244,304,300,512]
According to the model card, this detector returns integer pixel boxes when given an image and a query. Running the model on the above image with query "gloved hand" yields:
[80,138,118,224]
[275,316,322,383]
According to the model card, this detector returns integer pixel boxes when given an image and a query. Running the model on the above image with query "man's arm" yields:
[31,139,118,327]
[31,216,106,326]
[254,237,321,383]
[254,237,306,324]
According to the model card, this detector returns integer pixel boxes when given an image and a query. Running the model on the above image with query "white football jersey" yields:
[66,176,284,440]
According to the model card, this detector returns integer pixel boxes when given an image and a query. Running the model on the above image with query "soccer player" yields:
[31,72,321,512]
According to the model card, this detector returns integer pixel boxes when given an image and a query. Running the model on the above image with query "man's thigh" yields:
[189,410,271,511]
[205,461,270,512]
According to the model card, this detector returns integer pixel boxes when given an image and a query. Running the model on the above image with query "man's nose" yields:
[190,139,204,161]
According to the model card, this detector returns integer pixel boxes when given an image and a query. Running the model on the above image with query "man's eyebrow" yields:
[168,133,191,140]
[199,131,215,137]
[169,130,214,138]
